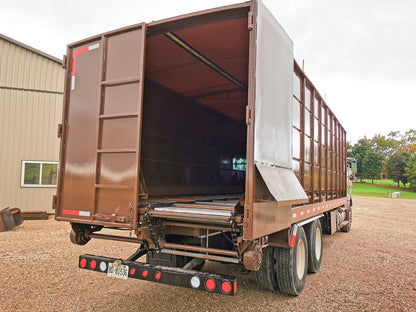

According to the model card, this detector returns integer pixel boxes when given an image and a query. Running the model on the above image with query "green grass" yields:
[361,179,408,188]
[351,182,416,199]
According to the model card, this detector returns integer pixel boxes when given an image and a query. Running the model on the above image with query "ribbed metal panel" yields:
[0,36,64,213]
[0,37,63,92]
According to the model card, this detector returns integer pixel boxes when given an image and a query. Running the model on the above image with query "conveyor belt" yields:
[147,201,237,224]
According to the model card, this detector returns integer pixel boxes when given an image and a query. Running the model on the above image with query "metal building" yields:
[0,34,64,214]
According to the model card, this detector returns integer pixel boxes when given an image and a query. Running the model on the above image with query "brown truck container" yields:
[55,0,350,296]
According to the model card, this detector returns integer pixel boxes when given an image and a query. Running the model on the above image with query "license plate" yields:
[107,262,129,280]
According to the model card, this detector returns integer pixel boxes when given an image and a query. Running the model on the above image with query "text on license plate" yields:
[107,262,129,280]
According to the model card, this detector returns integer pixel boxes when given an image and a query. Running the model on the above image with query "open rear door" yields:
[56,24,146,229]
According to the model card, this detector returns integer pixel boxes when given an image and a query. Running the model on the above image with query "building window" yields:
[21,161,58,187]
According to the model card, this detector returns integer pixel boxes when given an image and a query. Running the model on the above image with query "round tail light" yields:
[221,280,232,294]
[205,278,216,291]
[89,260,97,269]
[80,258,87,268]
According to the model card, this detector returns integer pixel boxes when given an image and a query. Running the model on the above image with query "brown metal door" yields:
[57,24,146,229]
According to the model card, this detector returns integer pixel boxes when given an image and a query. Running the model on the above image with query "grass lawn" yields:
[351,182,416,199]
[361,179,408,188]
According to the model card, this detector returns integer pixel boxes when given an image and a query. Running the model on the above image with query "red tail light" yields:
[89,260,97,269]
[155,272,161,280]
[205,278,215,291]
[80,258,87,268]
[221,280,232,294]
[130,268,136,275]
[142,270,148,278]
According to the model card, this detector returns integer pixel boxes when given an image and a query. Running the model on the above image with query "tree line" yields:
[348,130,416,190]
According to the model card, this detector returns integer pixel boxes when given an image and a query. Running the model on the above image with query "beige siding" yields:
[0,36,64,213]
[0,38,63,92]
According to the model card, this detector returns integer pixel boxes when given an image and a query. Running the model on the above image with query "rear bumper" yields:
[79,254,237,295]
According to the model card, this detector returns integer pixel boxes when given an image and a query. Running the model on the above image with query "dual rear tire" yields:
[255,220,323,296]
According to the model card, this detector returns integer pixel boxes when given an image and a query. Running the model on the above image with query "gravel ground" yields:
[1,196,415,312]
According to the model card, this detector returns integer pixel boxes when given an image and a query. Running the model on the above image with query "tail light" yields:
[205,278,216,291]
[89,260,97,269]
[80,258,87,268]
[221,280,232,294]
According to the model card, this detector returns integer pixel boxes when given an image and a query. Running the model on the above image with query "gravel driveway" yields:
[1,196,415,311]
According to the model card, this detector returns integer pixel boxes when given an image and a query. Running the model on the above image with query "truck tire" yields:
[341,221,351,232]
[70,223,90,245]
[274,226,308,296]
[304,219,322,273]
[255,246,279,291]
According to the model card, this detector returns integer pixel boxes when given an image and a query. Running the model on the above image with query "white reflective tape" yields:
[89,43,100,51]
[71,76,75,90]
[79,211,90,217]
[292,213,297,218]
[300,211,304,216]
[292,224,298,236]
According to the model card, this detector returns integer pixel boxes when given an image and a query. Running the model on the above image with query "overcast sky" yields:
[2,0,415,144]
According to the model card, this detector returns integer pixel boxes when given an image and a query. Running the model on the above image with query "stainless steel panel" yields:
[256,163,307,202]
[254,1,293,169]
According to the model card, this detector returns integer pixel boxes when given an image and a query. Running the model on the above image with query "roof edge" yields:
[0,33,62,64]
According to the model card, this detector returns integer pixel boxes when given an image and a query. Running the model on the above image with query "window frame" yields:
[20,160,59,188]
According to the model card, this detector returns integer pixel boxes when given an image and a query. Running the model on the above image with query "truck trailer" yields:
[54,0,351,296]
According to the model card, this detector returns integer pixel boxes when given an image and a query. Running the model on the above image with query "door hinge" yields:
[52,195,58,210]
[246,106,253,125]
[57,124,63,138]
[62,55,67,69]
[248,12,254,31]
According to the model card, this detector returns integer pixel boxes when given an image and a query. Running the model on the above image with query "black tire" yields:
[341,221,351,232]
[304,219,323,273]
[70,223,90,245]
[274,226,308,296]
[255,246,279,291]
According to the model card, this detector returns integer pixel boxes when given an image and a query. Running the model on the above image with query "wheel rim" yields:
[296,239,306,280]
[315,227,322,261]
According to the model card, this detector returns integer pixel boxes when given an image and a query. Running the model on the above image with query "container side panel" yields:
[106,31,144,81]
[293,62,347,203]
[60,44,101,215]
[59,25,146,227]
[252,202,291,239]
[254,1,293,169]
[95,27,145,224]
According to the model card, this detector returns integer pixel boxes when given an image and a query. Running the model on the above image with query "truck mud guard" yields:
[79,254,237,296]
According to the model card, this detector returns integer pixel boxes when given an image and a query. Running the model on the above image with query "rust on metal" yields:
[0,207,23,232]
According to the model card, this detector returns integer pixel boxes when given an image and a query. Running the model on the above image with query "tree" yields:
[400,129,416,156]
[385,151,410,187]
[349,138,371,181]
[369,134,399,159]
[405,155,416,191]
[361,150,383,183]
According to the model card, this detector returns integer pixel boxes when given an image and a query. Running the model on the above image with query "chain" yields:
[230,212,238,252]
[157,218,166,242]
[144,208,160,250]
